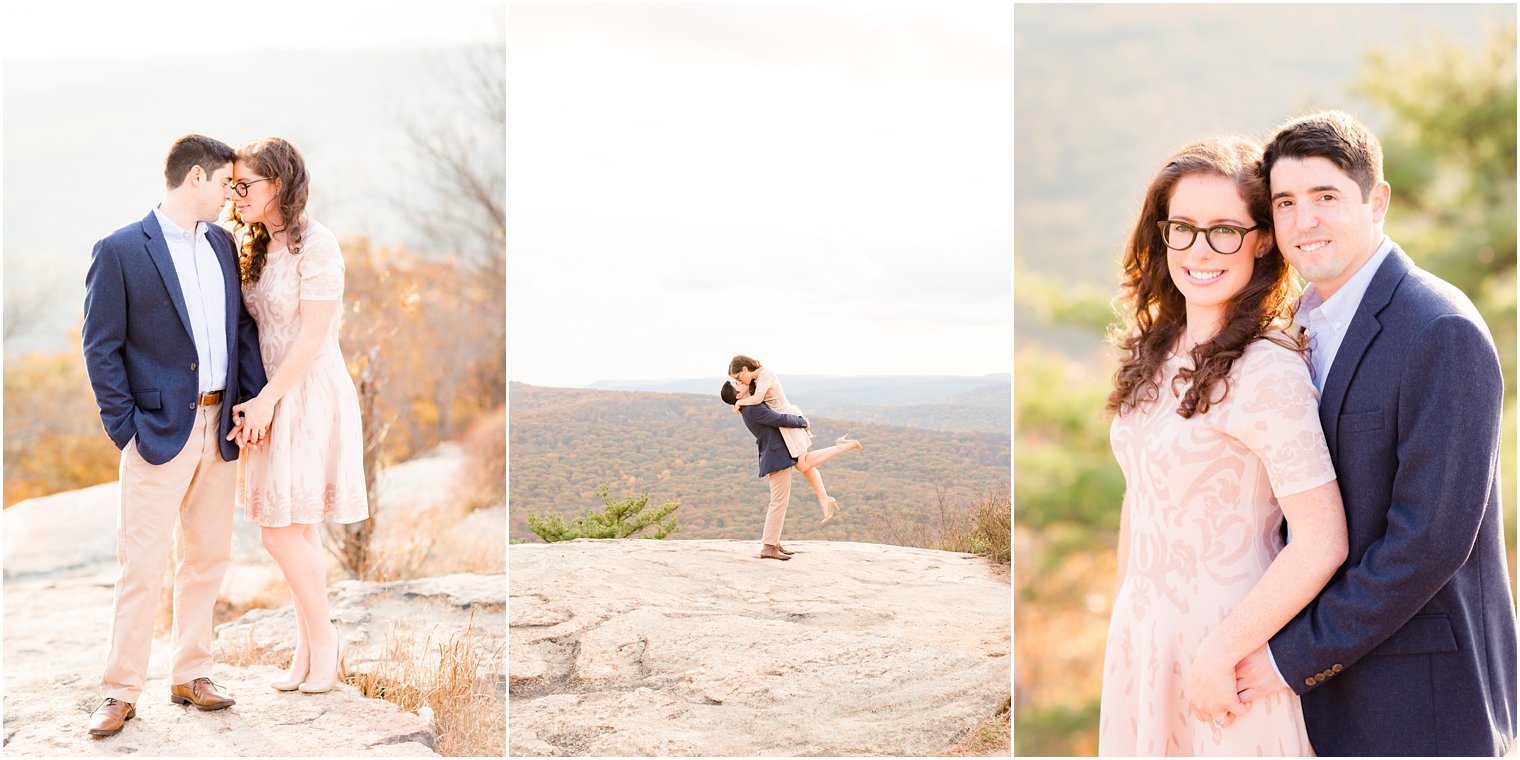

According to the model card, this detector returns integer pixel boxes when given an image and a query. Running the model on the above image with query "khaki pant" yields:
[100,403,235,702]
[761,467,793,547]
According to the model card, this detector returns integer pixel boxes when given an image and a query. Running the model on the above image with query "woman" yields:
[227,137,369,694]
[1098,137,1348,755]
[728,355,863,524]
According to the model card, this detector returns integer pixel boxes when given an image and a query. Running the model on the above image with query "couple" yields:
[81,134,369,736]
[1098,110,1517,756]
[721,356,864,560]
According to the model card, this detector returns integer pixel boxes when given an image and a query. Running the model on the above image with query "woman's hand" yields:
[733,402,743,415]
[1185,639,1249,730]
[231,395,275,446]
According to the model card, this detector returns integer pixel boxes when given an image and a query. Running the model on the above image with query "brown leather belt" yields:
[197,390,224,406]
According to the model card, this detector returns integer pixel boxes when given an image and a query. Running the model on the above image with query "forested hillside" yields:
[509,383,1009,544]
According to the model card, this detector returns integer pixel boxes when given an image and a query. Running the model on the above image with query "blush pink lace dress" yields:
[236,220,368,526]
[1099,337,1335,756]
[749,367,812,458]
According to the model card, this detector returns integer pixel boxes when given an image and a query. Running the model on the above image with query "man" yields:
[1233,110,1516,756]
[721,381,813,560]
[81,134,267,737]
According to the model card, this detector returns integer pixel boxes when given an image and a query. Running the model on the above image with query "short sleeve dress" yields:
[236,220,369,527]
[751,367,812,458]
[1098,336,1336,756]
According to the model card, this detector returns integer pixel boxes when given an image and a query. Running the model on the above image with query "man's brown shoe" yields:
[170,678,235,711]
[88,698,135,737]
[776,545,796,555]
[757,545,791,561]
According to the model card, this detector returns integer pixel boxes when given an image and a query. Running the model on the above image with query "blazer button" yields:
[190,402,197,410]
[1314,674,1326,683]
[191,362,197,371]
[1332,664,1343,673]
[1304,677,1316,686]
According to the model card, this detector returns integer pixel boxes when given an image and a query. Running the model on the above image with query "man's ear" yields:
[1369,181,1391,223]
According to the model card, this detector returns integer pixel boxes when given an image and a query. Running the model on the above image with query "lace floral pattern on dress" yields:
[236,221,369,527]
[1099,336,1334,756]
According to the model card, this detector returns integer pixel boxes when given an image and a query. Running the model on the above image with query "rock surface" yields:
[214,573,507,697]
[2,445,497,757]
[2,665,436,756]
[1,570,443,757]
[510,539,1010,756]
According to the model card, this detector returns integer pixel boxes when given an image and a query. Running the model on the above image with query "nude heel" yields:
[298,623,343,694]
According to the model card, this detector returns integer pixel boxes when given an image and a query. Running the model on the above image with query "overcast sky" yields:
[2,3,500,58]
[3,3,504,357]
[506,3,1013,387]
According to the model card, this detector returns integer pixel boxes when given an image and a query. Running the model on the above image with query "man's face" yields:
[1269,155,1389,300]
[201,163,234,223]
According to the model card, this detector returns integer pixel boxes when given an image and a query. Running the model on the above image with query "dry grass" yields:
[217,622,294,669]
[457,405,506,512]
[941,696,1012,756]
[872,486,1012,567]
[214,613,504,757]
[364,496,505,581]
[347,617,505,757]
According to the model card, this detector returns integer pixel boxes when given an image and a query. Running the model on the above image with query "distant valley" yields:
[587,373,1010,434]
[508,382,1009,544]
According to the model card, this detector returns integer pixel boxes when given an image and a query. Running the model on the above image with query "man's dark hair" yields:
[720,381,739,406]
[1261,110,1383,201]
[164,134,235,189]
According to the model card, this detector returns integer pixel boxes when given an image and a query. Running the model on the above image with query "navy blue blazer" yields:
[739,404,809,477]
[82,211,267,466]
[1268,246,1516,756]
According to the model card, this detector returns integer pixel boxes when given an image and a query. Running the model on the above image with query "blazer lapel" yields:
[1317,246,1411,453]
[211,227,241,343]
[140,211,195,344]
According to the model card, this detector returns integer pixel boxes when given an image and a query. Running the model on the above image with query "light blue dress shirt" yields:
[152,207,229,394]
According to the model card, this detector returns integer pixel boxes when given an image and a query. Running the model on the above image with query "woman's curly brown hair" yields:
[1105,136,1305,420]
[232,138,309,286]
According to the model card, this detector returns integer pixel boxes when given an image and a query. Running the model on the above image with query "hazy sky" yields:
[506,4,1014,387]
[3,4,503,357]
[2,3,500,58]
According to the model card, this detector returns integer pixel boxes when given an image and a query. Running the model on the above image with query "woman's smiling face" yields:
[1164,172,1268,321]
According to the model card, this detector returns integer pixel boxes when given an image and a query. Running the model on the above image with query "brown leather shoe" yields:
[776,545,796,555]
[88,698,135,737]
[170,678,235,711]
[757,545,791,561]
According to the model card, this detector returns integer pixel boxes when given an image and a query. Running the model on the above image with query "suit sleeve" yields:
[743,404,808,429]
[235,290,267,402]
[1268,313,1504,691]
[81,238,136,449]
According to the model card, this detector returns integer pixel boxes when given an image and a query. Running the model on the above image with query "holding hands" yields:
[1185,638,1250,731]
[227,395,275,448]
[1233,643,1289,703]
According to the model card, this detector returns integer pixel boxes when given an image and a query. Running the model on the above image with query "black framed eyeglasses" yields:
[228,177,272,197]
[1156,219,1260,255]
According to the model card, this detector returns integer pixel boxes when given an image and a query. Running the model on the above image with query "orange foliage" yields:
[4,237,504,507]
